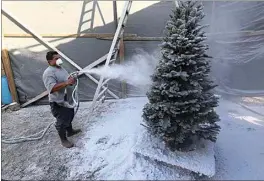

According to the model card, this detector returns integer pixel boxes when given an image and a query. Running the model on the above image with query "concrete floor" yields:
[1,96,264,180]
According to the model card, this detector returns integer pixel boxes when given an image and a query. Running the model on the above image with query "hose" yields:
[1,122,54,144]
[70,72,80,117]
[2,69,105,144]
[2,72,81,144]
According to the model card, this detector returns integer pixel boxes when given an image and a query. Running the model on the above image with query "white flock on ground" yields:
[61,51,264,180]
[65,95,264,180]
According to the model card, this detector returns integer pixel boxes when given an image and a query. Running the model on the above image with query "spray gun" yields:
[67,68,96,115]
[70,72,79,80]
[69,71,82,80]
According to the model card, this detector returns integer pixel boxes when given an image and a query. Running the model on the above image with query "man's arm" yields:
[50,81,69,93]
[51,77,75,93]
[43,72,75,94]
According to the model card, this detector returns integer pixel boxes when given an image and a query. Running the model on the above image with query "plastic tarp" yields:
[206,1,264,96]
[5,1,264,105]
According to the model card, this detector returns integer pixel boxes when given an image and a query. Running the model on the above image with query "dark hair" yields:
[46,51,58,61]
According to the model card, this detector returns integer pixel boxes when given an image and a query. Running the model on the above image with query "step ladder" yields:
[77,0,96,34]
[90,1,133,110]
[77,0,106,34]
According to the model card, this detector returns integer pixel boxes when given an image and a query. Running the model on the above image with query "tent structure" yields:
[2,1,264,108]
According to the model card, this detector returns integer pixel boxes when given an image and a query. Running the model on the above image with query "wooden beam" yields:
[1,49,19,103]
[119,39,127,98]
[1,61,5,76]
[97,30,264,41]
[114,1,126,98]
[98,36,163,41]
[21,91,48,108]
[208,30,264,37]
[4,30,263,40]
[3,33,137,38]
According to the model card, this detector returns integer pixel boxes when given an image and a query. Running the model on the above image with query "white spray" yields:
[84,50,160,88]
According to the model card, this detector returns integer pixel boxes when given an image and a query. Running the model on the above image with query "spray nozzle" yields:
[70,71,81,79]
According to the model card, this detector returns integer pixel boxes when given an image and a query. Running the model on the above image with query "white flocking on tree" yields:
[142,0,221,151]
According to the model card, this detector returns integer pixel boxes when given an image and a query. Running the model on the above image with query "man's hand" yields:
[50,76,76,93]
[67,76,76,86]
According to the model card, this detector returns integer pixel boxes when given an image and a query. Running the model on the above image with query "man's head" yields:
[46,51,63,66]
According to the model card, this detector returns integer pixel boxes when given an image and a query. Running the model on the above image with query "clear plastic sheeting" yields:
[4,1,264,104]
[206,1,264,96]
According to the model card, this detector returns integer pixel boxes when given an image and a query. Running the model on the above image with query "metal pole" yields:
[92,1,132,106]
[1,7,119,99]
[1,8,82,70]
[113,1,118,28]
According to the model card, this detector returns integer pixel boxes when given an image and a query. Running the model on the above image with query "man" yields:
[43,51,81,148]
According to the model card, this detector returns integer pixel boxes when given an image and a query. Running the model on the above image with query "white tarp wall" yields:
[2,1,264,104]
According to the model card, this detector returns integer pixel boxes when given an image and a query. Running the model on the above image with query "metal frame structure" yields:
[91,1,133,109]
[2,0,264,110]
[1,3,122,104]
[2,0,179,110]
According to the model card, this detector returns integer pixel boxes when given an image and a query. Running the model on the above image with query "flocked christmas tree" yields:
[142,1,221,151]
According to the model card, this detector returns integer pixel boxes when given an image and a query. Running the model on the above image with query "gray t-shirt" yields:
[42,66,69,103]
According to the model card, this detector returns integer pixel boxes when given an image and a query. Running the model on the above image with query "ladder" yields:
[77,0,106,34]
[90,1,133,110]
[77,0,96,34]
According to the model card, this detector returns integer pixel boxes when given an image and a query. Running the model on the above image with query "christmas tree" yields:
[142,1,221,151]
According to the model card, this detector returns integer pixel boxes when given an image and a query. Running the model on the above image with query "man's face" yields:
[49,54,61,66]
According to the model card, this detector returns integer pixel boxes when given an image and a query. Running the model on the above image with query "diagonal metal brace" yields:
[2,8,119,100]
